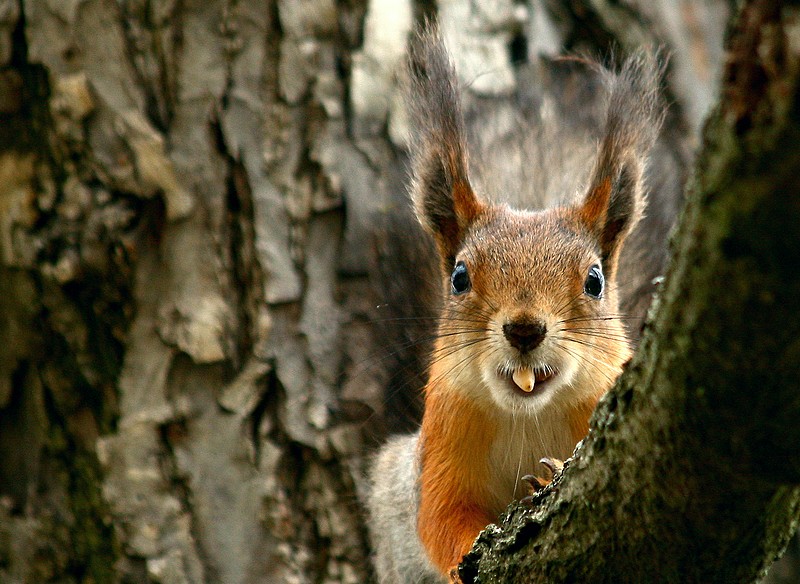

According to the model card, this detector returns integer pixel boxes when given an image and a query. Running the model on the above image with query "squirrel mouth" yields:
[503,366,556,397]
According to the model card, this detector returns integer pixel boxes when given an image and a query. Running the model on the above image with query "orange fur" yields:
[568,394,604,442]
[418,385,497,573]
[433,179,485,263]
[452,180,483,230]
[399,26,656,581]
[418,366,609,574]
[580,177,613,231]
[412,199,634,576]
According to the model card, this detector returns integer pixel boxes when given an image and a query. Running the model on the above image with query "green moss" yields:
[38,422,119,583]
[67,452,118,584]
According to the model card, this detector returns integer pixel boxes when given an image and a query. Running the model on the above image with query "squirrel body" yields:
[368,24,664,582]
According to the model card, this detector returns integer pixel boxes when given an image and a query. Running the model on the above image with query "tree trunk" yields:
[1,1,383,581]
[460,1,800,581]
[4,1,792,584]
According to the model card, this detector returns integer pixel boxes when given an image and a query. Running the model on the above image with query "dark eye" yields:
[584,264,604,299]
[451,261,471,295]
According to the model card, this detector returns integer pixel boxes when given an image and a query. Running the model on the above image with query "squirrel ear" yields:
[579,153,645,272]
[406,22,484,265]
[578,51,664,274]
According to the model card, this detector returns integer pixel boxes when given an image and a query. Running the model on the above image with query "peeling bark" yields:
[1,1,781,584]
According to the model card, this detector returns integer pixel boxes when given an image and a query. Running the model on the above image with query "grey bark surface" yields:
[2,1,792,584]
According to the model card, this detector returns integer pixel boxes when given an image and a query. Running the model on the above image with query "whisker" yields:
[369,314,484,326]
[424,338,490,390]
[353,327,487,372]
[514,403,525,501]
[553,341,618,387]
[552,330,632,358]
[554,334,630,355]
[369,333,491,417]
[553,290,587,318]
[561,329,632,342]
[558,314,638,324]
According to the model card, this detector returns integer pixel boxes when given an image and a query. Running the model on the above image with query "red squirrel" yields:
[367,24,664,583]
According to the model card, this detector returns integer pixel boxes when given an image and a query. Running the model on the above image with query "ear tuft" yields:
[580,50,666,274]
[406,22,483,266]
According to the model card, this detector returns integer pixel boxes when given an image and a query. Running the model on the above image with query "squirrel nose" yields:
[503,320,547,353]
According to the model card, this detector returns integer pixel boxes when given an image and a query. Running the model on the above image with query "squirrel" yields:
[367,23,667,583]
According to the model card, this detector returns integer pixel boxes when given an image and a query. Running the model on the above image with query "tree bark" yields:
[460,2,800,582]
[1,1,382,582]
[2,1,786,584]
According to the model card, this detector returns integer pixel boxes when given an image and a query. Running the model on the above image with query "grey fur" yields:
[404,23,477,264]
[367,433,444,584]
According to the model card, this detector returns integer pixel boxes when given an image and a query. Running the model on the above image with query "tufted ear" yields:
[406,23,484,268]
[579,51,664,276]
[579,153,645,274]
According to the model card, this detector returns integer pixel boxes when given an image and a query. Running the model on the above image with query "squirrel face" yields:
[406,26,660,415]
[434,205,632,415]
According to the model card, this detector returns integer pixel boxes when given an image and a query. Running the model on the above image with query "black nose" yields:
[503,320,547,353]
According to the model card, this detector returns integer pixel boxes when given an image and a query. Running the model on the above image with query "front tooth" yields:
[512,368,535,392]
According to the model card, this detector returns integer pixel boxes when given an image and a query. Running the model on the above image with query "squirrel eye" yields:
[584,264,604,299]
[451,261,471,295]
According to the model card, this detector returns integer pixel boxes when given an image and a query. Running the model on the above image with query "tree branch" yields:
[461,2,800,581]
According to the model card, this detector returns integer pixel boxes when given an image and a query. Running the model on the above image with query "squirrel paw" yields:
[521,457,564,501]
[448,566,463,583]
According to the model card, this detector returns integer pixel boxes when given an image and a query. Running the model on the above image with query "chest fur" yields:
[485,408,578,514]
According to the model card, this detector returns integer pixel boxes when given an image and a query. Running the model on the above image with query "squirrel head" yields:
[406,24,663,414]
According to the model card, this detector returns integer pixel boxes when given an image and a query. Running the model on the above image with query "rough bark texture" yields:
[460,2,800,582]
[1,1,382,582]
[3,1,787,583]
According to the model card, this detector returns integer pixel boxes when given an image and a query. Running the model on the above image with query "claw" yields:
[522,474,550,492]
[520,458,566,503]
[520,474,550,504]
[539,457,564,477]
